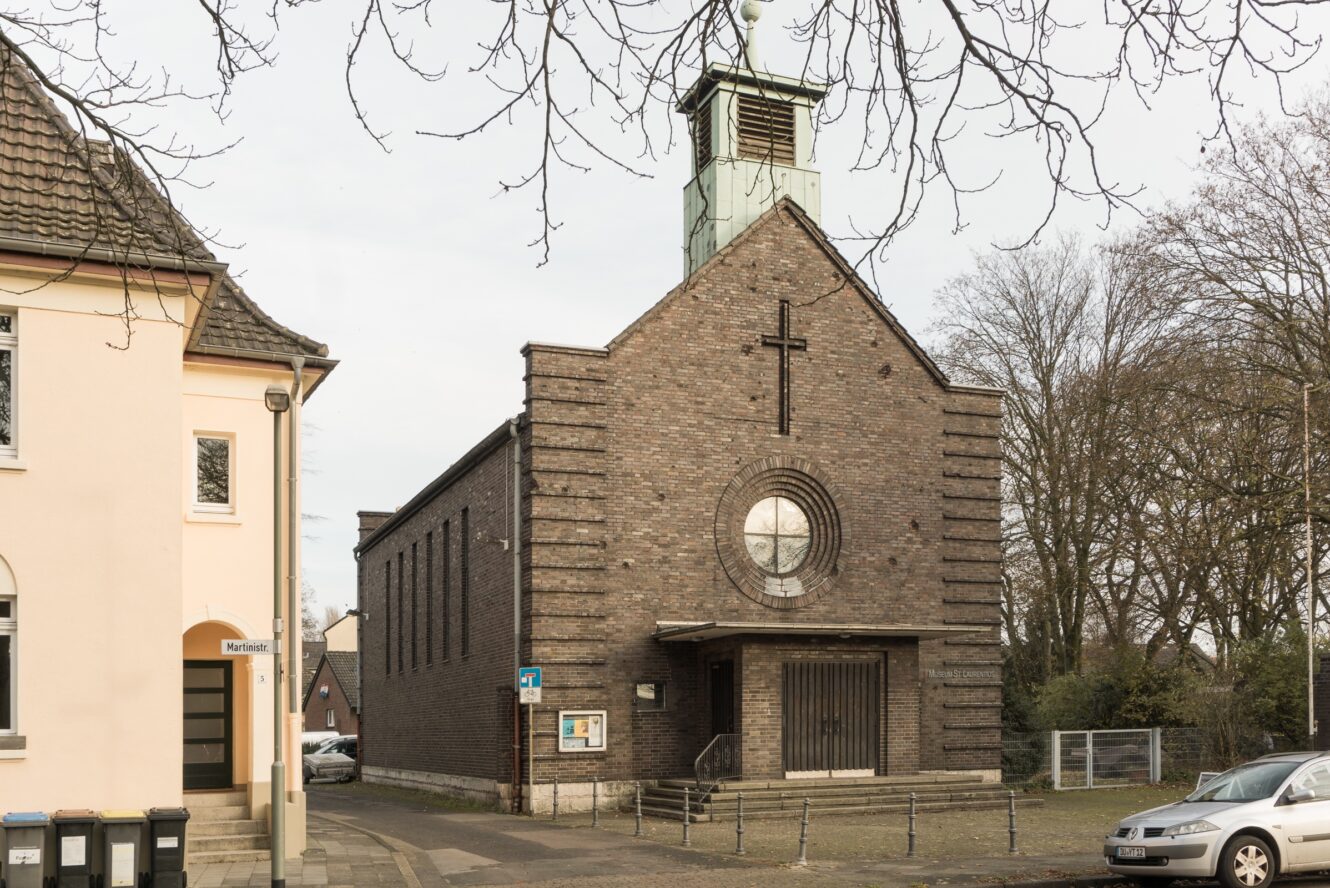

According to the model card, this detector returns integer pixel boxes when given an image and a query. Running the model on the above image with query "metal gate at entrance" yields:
[782,661,880,778]
[1051,728,1162,790]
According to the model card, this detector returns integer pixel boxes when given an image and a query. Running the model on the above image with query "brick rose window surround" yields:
[715,457,845,609]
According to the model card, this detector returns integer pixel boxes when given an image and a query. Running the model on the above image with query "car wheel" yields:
[302,766,312,784]
[1219,835,1276,888]
[1133,878,1172,888]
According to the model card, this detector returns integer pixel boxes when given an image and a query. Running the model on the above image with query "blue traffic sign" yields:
[518,666,542,689]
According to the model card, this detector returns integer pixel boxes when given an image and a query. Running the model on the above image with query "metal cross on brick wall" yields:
[761,300,807,435]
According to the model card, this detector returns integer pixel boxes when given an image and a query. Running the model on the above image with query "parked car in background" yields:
[302,735,358,783]
[1105,751,1330,888]
[301,730,339,753]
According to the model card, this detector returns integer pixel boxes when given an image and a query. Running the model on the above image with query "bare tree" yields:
[2,0,1328,273]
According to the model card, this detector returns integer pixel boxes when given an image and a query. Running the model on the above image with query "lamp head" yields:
[265,384,291,413]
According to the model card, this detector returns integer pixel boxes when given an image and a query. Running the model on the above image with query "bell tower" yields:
[677,0,828,275]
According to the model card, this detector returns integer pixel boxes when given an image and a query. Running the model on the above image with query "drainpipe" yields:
[288,357,305,720]
[510,416,523,812]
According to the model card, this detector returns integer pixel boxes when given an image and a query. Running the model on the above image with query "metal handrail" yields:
[695,733,742,795]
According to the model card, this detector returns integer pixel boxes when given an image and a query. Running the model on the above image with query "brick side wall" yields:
[358,438,517,783]
[303,659,359,736]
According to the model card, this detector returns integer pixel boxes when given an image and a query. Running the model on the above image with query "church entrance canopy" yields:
[651,621,986,642]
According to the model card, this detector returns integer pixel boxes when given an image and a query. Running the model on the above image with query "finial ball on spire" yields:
[740,0,763,25]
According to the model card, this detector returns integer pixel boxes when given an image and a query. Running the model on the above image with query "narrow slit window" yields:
[0,596,14,732]
[410,542,418,670]
[384,560,392,676]
[442,520,451,661]
[397,551,405,674]
[461,508,470,657]
[425,531,434,666]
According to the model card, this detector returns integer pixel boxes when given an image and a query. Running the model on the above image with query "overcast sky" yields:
[78,2,1330,616]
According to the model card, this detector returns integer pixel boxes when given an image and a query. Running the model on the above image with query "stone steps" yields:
[648,781,999,805]
[184,790,271,865]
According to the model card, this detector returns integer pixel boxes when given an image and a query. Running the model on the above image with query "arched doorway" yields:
[182,621,252,791]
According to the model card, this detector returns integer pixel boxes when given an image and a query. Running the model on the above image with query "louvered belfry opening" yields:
[736,93,796,165]
[693,99,713,171]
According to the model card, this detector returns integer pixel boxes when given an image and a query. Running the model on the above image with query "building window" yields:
[325,709,335,729]
[634,681,666,711]
[442,519,451,660]
[460,508,470,657]
[384,559,392,677]
[193,435,234,511]
[743,495,810,575]
[410,542,418,670]
[397,551,405,674]
[0,312,14,458]
[0,596,13,733]
[425,531,434,666]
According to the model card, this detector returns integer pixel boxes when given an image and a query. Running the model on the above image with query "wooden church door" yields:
[782,661,879,778]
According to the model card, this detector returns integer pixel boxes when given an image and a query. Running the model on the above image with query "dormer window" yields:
[736,94,795,165]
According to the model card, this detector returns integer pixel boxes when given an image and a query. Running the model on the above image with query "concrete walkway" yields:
[192,783,1330,888]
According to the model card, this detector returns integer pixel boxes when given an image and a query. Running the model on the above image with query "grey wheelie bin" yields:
[147,808,189,888]
[52,810,95,888]
[97,811,144,888]
[1,811,49,888]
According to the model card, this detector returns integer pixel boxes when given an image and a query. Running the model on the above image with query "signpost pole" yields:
[527,702,534,816]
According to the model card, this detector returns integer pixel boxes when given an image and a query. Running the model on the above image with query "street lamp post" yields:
[265,383,291,888]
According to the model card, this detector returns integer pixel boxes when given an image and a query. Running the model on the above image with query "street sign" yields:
[222,639,278,656]
[518,666,542,704]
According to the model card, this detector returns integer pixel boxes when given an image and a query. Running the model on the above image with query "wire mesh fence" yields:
[1003,726,1253,790]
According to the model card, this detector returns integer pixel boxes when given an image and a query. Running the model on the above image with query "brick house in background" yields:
[302,651,359,736]
[355,55,1002,812]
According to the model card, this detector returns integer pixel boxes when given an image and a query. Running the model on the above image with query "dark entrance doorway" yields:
[709,660,735,735]
[184,660,233,790]
[782,661,880,777]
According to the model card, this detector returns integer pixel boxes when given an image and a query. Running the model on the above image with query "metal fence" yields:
[1051,728,1159,790]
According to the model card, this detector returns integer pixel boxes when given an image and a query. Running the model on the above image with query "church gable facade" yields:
[356,201,1002,810]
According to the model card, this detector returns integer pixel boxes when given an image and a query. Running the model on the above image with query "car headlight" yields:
[1162,820,1219,837]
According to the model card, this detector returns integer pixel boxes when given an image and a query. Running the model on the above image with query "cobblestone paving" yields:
[190,816,411,887]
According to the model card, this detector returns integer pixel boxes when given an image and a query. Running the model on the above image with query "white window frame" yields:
[192,433,235,513]
[325,708,335,729]
[0,596,15,736]
[0,311,16,461]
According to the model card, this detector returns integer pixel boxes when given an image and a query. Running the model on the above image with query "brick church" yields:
[354,28,1003,813]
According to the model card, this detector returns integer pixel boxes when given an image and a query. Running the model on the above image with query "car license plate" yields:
[1117,847,1146,860]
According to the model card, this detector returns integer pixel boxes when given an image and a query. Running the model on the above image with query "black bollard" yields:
[1008,790,1018,854]
[683,786,692,847]
[593,777,600,828]
[907,791,917,858]
[634,782,643,837]
[735,791,746,856]
[553,776,559,821]
[795,798,810,866]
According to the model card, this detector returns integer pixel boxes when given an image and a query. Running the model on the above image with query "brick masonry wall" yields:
[358,436,518,784]
[303,659,359,736]
[359,202,1001,794]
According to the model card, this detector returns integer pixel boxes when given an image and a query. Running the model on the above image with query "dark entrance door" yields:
[782,661,880,776]
[184,660,233,790]
[710,660,736,735]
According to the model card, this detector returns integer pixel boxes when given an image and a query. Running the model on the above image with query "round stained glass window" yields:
[743,496,811,575]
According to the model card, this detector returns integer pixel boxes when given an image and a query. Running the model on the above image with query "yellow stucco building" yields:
[0,51,335,863]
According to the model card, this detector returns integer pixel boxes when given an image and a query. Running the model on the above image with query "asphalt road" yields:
[305,783,795,887]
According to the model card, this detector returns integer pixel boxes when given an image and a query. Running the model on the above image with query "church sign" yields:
[558,710,606,753]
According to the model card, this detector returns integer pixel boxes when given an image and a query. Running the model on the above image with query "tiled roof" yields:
[324,651,360,711]
[0,48,332,366]
[302,641,328,696]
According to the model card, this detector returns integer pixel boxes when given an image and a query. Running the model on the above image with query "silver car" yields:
[1105,751,1330,888]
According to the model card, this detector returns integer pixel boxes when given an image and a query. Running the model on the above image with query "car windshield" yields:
[1186,760,1300,802]
[312,738,340,755]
